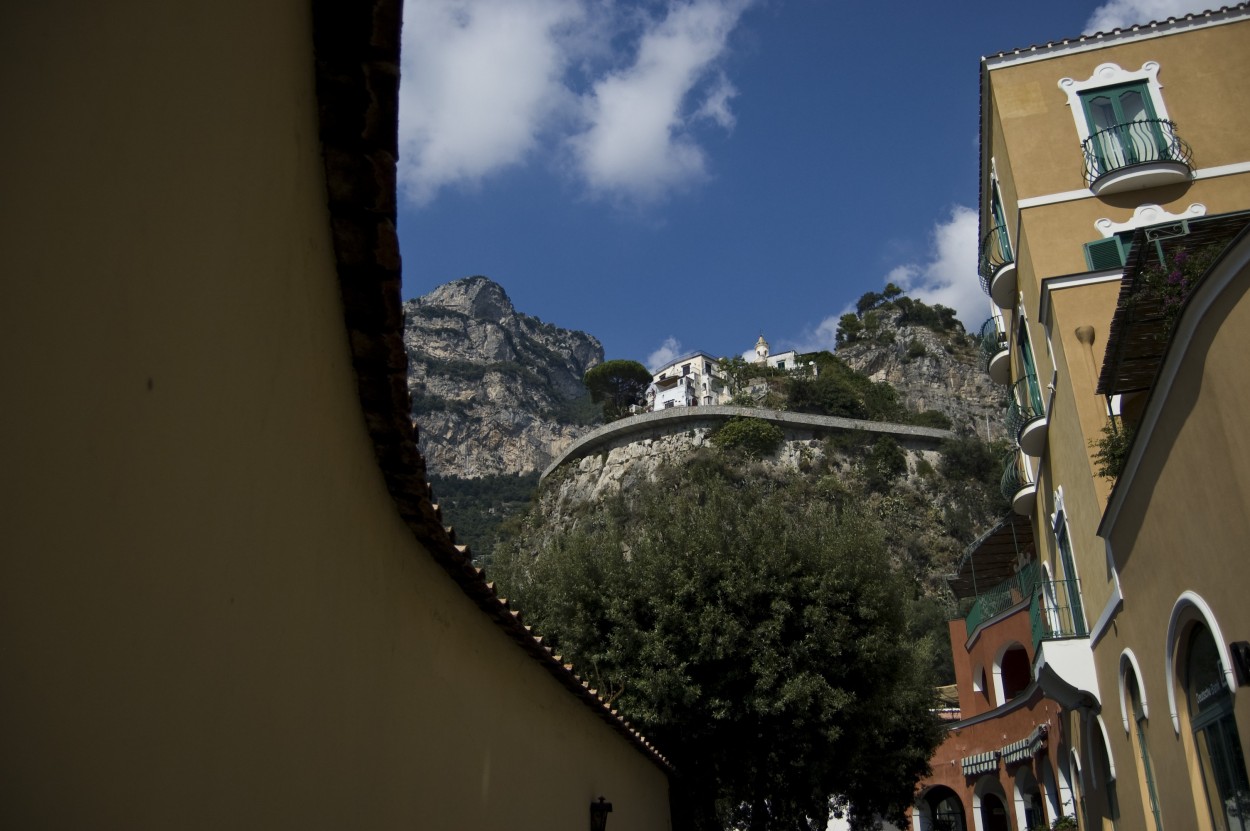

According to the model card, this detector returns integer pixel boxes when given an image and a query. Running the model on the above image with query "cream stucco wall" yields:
[987,18,1250,201]
[978,14,1250,830]
[0,3,671,829]
[1097,246,1250,831]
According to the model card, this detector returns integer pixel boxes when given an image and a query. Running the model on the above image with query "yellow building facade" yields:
[0,2,673,828]
[968,6,1250,830]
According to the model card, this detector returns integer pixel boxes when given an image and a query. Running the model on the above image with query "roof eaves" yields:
[309,0,672,775]
[983,4,1250,69]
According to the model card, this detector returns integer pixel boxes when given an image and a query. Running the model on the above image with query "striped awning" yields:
[961,750,999,776]
[1001,724,1048,766]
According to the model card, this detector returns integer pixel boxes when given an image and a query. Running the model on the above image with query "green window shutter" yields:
[1084,237,1126,270]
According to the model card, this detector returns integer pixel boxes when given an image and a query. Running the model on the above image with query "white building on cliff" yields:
[645,336,813,412]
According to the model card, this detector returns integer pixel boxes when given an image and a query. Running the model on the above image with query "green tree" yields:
[716,355,754,395]
[855,290,884,315]
[835,313,863,346]
[583,359,652,420]
[710,416,784,458]
[865,435,907,492]
[494,457,945,831]
[787,352,904,422]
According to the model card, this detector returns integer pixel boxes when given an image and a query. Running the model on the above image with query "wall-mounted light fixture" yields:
[590,796,613,831]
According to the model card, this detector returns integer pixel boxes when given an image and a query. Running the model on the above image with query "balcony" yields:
[1083,118,1193,195]
[1006,374,1047,456]
[1097,211,1250,397]
[979,318,1011,385]
[964,560,1040,639]
[946,513,1035,616]
[1029,578,1100,711]
[978,223,1017,309]
[1001,451,1036,516]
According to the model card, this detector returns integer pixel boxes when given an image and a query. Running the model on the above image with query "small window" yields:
[776,360,785,370]
[1084,232,1134,270]
[682,363,690,376]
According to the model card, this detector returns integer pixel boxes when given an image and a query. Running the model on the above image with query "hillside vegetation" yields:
[420,280,1009,829]
[494,453,948,831]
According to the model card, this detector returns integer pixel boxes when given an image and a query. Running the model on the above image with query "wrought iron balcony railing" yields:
[1006,373,1044,439]
[979,317,1008,369]
[1000,450,1027,502]
[1029,578,1088,650]
[1082,118,1193,186]
[964,560,1040,639]
[978,223,1014,293]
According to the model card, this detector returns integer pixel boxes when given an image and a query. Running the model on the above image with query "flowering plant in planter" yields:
[1134,242,1222,333]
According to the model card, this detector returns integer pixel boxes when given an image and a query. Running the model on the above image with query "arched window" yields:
[1186,624,1250,831]
[1014,766,1046,830]
[1125,665,1164,829]
[917,785,966,831]
[999,644,1031,702]
[979,792,1010,831]
[973,663,992,710]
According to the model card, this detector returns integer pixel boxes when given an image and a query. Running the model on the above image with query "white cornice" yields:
[1039,270,1123,327]
[1095,203,1207,237]
[1016,161,1250,210]
[983,7,1250,71]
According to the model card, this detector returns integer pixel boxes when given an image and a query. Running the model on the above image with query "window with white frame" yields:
[1058,62,1191,189]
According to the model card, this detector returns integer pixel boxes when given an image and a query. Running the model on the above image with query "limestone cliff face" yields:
[547,426,943,510]
[836,309,1008,442]
[404,276,603,478]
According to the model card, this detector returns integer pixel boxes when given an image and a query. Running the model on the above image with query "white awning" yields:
[961,750,999,776]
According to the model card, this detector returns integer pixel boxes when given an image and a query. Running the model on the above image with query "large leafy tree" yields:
[583,359,652,420]
[494,455,945,830]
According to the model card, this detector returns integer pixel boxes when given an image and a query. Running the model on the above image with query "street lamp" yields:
[590,796,613,831]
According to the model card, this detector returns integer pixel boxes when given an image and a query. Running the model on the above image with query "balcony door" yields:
[1081,82,1164,174]
[1016,323,1043,414]
[990,180,1011,263]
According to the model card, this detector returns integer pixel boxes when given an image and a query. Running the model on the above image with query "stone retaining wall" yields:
[541,405,954,480]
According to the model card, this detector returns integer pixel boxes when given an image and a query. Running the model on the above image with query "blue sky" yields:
[396,0,1207,369]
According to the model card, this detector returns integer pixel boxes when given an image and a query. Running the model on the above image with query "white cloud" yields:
[694,72,737,129]
[647,336,683,371]
[780,314,845,355]
[399,0,584,205]
[763,207,987,356]
[398,0,752,206]
[567,0,751,203]
[1084,0,1207,33]
[884,205,987,331]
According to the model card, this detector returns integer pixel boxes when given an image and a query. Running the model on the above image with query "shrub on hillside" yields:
[711,417,784,458]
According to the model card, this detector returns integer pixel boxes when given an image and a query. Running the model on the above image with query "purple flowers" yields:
[1136,242,1222,335]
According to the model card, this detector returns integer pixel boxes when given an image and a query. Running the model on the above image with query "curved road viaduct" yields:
[541,405,955,481]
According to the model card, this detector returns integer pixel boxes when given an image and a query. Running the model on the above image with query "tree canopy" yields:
[785,351,905,422]
[583,359,652,420]
[494,455,945,830]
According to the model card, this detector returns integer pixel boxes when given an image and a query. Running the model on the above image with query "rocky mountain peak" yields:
[404,277,604,479]
[417,275,516,323]
[835,301,1007,442]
